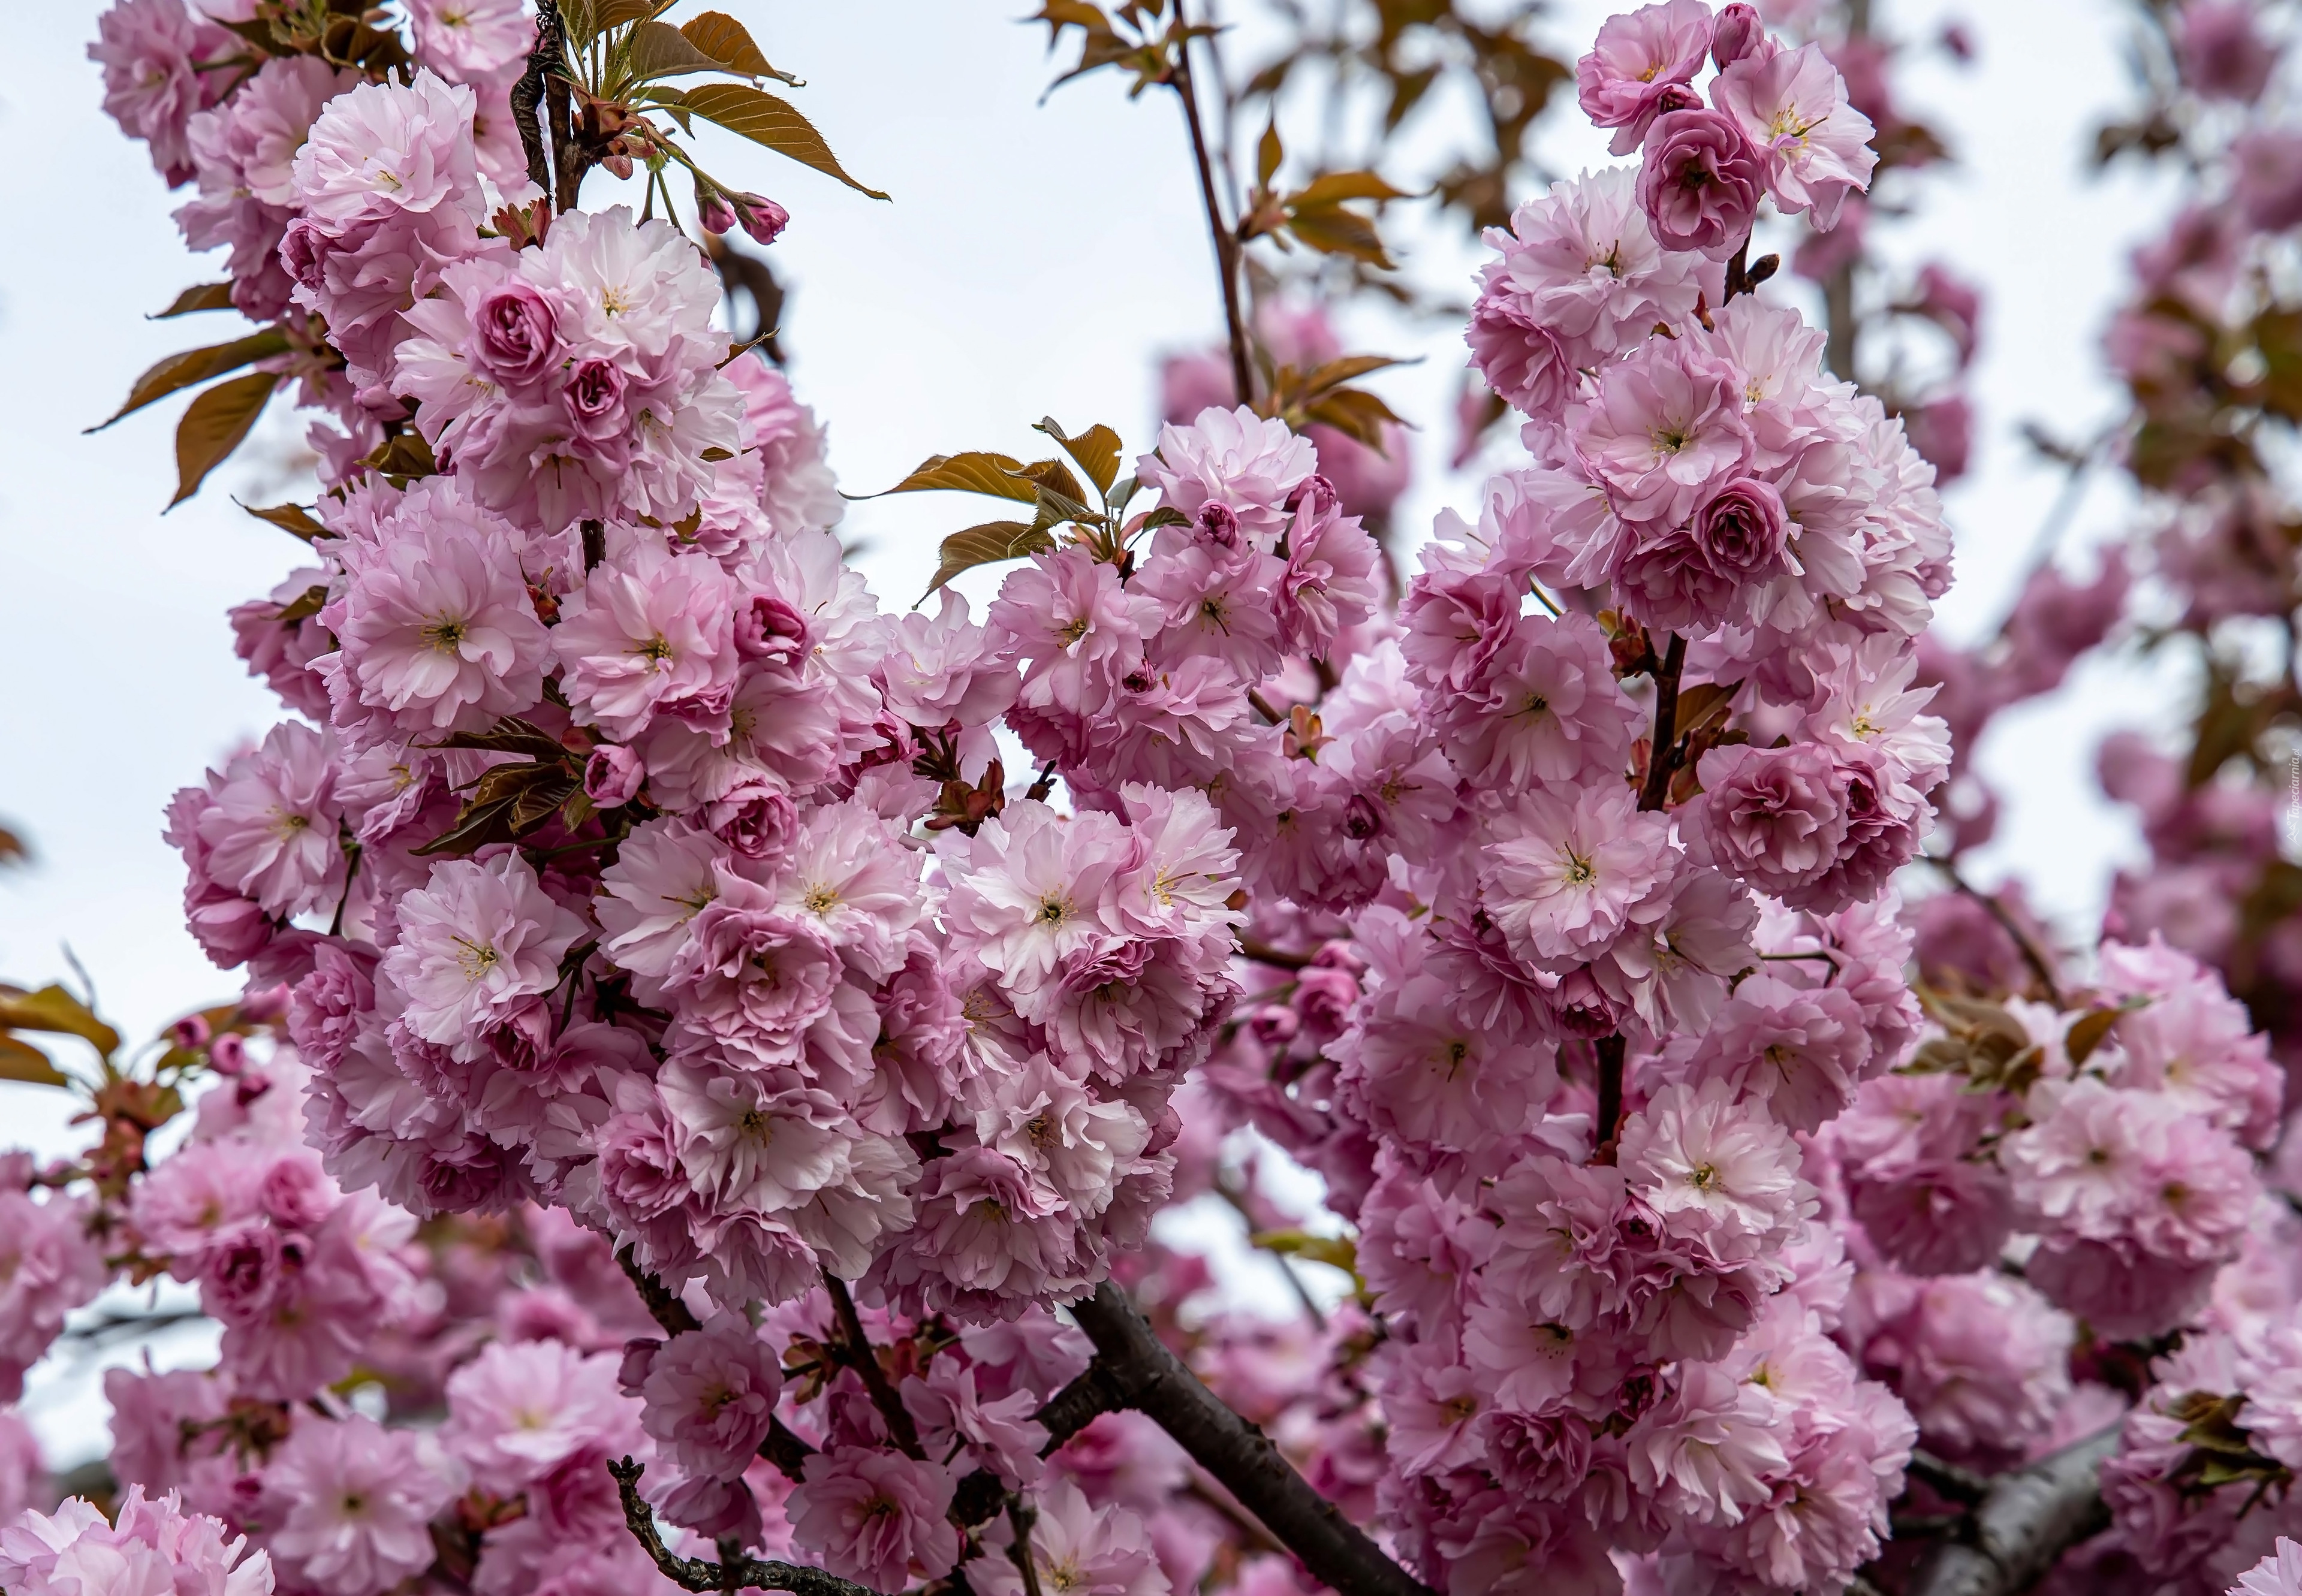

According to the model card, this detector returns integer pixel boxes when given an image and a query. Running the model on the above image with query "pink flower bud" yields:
[1712,3,1763,68]
[209,1031,248,1076]
[735,594,810,662]
[169,1013,213,1051]
[733,194,790,246]
[584,745,644,808]
[472,279,560,389]
[695,186,738,236]
[1637,107,1766,260]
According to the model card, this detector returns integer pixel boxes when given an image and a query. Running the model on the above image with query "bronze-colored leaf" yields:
[90,328,288,432]
[924,521,1057,601]
[0,1036,68,1089]
[237,499,327,541]
[0,826,26,867]
[170,372,280,508]
[1673,680,1743,740]
[429,717,574,762]
[1008,457,1090,513]
[622,18,725,83]
[1300,386,1407,451]
[275,584,330,624]
[1251,1227,1359,1278]
[1287,170,1415,209]
[1257,116,1283,189]
[0,984,120,1060]
[865,452,1039,503]
[2063,1006,2123,1068]
[1034,418,1123,496]
[679,83,890,200]
[679,12,787,80]
[1283,203,1393,267]
[152,283,237,319]
[1286,353,1411,402]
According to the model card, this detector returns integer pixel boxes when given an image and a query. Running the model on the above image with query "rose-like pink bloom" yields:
[1682,741,1849,899]
[378,853,589,1062]
[2231,1541,2302,1596]
[441,1339,640,1487]
[89,0,231,184]
[1625,1361,1791,1526]
[405,0,534,80]
[1619,1079,1812,1267]
[2096,936,2284,1148]
[787,1447,960,1592]
[0,1193,106,1402]
[875,590,1021,729]
[991,545,1162,721]
[315,481,551,749]
[1617,476,1791,634]
[1713,41,1879,229]
[131,1138,264,1259]
[1569,336,1755,529]
[1576,0,1715,155]
[1855,1273,2071,1467]
[638,1311,784,1480]
[554,537,740,740]
[659,884,843,1070]
[900,1358,1048,1489]
[0,1488,273,1596]
[1435,609,1637,791]
[941,801,1138,1009]
[595,819,751,998]
[229,568,336,721]
[1687,973,1874,1132]
[264,1416,460,1596]
[184,721,347,922]
[1275,489,1382,653]
[1481,785,1673,966]
[974,1478,1164,1596]
[584,744,645,808]
[2177,2,2276,102]
[1138,406,1317,538]
[725,358,845,537]
[291,70,480,228]
[1637,108,1766,261]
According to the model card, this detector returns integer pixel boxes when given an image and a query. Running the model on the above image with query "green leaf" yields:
[89,328,288,432]
[867,451,1039,503]
[679,83,889,200]
[680,12,787,80]
[622,19,727,84]
[1288,170,1414,209]
[0,1036,69,1089]
[1034,418,1123,496]
[0,984,120,1060]
[924,521,1056,600]
[171,372,279,508]
[237,499,326,541]
[152,283,237,319]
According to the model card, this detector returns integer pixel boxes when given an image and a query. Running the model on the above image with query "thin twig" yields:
[1238,937,1314,971]
[615,1247,812,1480]
[1636,633,1687,811]
[1005,1496,1047,1596]
[1171,43,1253,403]
[1926,858,2064,1006]
[609,1458,883,1596]
[1592,1035,1626,1163]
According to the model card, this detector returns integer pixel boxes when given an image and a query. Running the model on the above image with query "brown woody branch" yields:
[1171,40,1253,403]
[1903,1426,2121,1596]
[615,1248,813,1481]
[1066,1280,1436,1596]
[610,1458,882,1596]
[823,1271,924,1459]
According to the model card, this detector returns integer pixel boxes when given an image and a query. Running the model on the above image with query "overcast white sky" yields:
[0,0,2193,1457]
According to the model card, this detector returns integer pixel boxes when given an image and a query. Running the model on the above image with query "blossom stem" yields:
[608,1457,885,1596]
[1924,857,2063,1006]
[823,1271,926,1459]
[1903,1425,2120,1596]
[1170,21,1255,404]
[1637,632,1688,811]
[1066,1280,1438,1596]
[1004,1497,1047,1596]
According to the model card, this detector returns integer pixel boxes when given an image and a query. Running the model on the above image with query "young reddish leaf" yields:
[1008,456,1090,511]
[679,83,890,200]
[151,283,236,319]
[866,452,1039,503]
[592,0,669,35]
[170,371,281,508]
[679,12,789,81]
[0,984,120,1060]
[1034,418,1124,496]
[0,826,26,867]
[1672,680,1744,740]
[0,1036,68,1089]
[2064,1004,2135,1068]
[275,584,329,624]
[1283,204,1393,267]
[89,327,289,432]
[1300,386,1406,451]
[236,499,326,541]
[925,521,1058,601]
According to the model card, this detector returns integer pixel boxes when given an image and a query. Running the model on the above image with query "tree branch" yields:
[1034,1361,1128,1453]
[1066,1280,1437,1596]
[508,0,558,195]
[1592,1034,1626,1163]
[1170,39,1252,403]
[610,1458,882,1596]
[823,1271,924,1459]
[1904,1426,2120,1596]
[615,1247,812,1481]
[1636,632,1688,812]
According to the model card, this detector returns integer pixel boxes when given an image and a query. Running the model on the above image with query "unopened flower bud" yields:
[1712,3,1763,68]
[170,1013,212,1051]
[1194,502,1242,549]
[734,194,790,247]
[584,744,644,808]
[209,1032,248,1076]
[736,594,810,662]
[695,183,738,236]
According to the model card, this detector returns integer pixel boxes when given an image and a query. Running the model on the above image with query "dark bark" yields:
[1636,632,1688,812]
[823,1271,924,1459]
[1067,1280,1438,1596]
[1592,1034,1627,1162]
[1904,1426,2120,1596]
[610,1458,883,1596]
[508,0,559,195]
